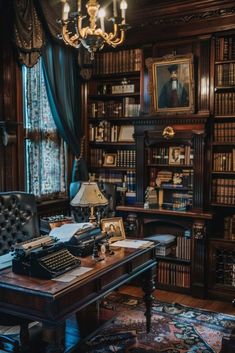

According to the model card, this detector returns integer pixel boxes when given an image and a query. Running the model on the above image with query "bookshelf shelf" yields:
[214,115,235,119]
[211,203,235,208]
[211,171,235,175]
[88,117,139,122]
[90,166,136,172]
[88,93,140,100]
[89,142,135,147]
[147,164,193,168]
[212,142,235,146]
[215,59,235,64]
[156,255,191,264]
[87,47,142,204]
[92,71,141,79]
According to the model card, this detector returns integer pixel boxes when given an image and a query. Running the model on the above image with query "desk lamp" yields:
[70,181,108,224]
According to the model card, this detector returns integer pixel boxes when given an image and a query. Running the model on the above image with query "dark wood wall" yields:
[0,1,24,192]
[1,0,235,195]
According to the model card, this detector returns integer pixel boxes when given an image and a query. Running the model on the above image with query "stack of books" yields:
[145,234,176,256]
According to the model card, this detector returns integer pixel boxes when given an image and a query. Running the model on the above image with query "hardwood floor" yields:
[118,284,235,315]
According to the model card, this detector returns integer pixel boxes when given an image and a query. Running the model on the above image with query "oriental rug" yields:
[80,292,235,353]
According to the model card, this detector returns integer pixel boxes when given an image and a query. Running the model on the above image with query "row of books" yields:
[214,122,235,142]
[215,36,235,61]
[157,262,190,288]
[216,249,235,264]
[89,171,136,193]
[176,237,191,260]
[89,122,134,142]
[90,148,136,168]
[212,178,235,205]
[216,63,235,86]
[224,215,235,240]
[88,98,140,118]
[215,92,235,116]
[146,146,193,165]
[149,168,194,189]
[92,48,142,75]
[213,151,235,172]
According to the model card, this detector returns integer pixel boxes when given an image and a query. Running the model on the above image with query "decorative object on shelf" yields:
[103,153,117,167]
[193,221,206,239]
[70,181,108,223]
[58,0,129,60]
[162,126,175,139]
[169,146,182,165]
[101,217,126,243]
[146,54,194,115]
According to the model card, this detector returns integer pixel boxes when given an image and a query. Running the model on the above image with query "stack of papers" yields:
[0,252,13,270]
[110,239,153,249]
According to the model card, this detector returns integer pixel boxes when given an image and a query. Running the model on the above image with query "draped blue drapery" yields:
[42,42,88,181]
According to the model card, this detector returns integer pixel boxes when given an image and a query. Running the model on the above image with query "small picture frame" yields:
[118,125,134,142]
[101,217,126,243]
[169,147,182,165]
[103,153,117,167]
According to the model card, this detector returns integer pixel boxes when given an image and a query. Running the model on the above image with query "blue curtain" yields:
[42,41,88,182]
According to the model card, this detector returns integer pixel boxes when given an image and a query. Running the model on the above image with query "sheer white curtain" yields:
[22,58,67,197]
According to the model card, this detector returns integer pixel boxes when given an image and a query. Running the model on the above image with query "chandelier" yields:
[58,0,128,59]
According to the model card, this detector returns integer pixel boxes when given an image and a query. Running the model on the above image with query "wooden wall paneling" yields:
[197,35,211,114]
[140,44,152,115]
[127,1,235,46]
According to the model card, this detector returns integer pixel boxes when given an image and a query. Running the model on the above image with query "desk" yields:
[0,244,157,353]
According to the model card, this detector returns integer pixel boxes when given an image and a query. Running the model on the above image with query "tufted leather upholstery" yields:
[0,192,40,352]
[0,192,39,255]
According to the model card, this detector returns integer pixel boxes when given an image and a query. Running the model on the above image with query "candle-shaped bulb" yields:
[78,0,81,12]
[113,0,117,17]
[120,0,127,23]
[62,2,70,21]
[98,8,105,32]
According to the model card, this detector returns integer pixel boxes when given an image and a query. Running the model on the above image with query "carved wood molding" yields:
[129,2,235,29]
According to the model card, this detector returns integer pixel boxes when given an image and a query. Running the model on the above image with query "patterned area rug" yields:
[81,292,235,353]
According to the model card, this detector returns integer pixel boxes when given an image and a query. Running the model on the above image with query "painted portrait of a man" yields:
[146,54,194,114]
[158,64,189,108]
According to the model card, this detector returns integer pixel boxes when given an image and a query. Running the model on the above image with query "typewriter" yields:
[12,236,81,279]
[66,226,106,257]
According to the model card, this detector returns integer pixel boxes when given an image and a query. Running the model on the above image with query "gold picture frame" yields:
[169,146,182,165]
[146,54,194,115]
[100,217,126,243]
[103,153,117,167]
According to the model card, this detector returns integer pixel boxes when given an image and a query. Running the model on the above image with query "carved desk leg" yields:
[142,267,155,333]
[42,322,66,353]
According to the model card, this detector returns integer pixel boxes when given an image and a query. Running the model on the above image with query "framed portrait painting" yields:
[146,54,195,115]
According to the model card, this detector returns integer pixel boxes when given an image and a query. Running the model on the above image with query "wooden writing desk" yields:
[0,243,157,353]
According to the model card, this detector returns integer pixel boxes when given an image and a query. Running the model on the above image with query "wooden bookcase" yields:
[117,124,212,298]
[208,32,235,301]
[87,48,143,205]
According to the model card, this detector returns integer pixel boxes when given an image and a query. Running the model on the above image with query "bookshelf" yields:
[87,48,143,205]
[208,32,235,300]
[117,125,211,297]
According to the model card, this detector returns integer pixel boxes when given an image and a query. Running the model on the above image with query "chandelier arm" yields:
[62,26,80,48]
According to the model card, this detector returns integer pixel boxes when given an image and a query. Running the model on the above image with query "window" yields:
[22,58,67,198]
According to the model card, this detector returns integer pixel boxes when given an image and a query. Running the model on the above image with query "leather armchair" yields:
[0,192,40,352]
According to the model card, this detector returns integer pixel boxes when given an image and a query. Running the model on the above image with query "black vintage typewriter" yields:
[12,236,81,279]
[66,226,106,257]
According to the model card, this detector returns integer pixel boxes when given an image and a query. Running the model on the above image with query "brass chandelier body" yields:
[59,0,128,59]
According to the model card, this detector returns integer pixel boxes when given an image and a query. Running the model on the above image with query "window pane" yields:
[22,58,67,197]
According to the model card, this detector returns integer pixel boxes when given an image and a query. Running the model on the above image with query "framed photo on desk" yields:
[101,217,126,243]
